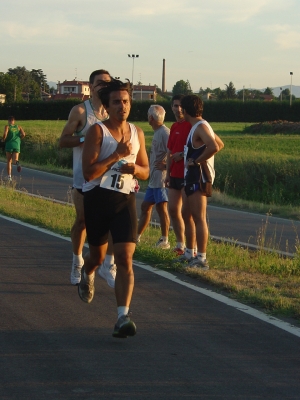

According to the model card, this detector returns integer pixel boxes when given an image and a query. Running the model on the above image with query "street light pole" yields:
[280,87,282,101]
[128,54,139,84]
[290,72,293,106]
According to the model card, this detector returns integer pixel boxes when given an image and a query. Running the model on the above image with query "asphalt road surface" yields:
[1,162,300,255]
[1,216,300,399]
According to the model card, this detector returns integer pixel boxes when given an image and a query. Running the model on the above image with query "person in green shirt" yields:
[1,116,25,181]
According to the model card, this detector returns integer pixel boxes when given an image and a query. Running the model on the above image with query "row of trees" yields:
[171,80,296,101]
[0,67,50,102]
[0,65,295,103]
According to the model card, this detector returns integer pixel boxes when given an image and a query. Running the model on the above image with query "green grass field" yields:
[2,120,300,215]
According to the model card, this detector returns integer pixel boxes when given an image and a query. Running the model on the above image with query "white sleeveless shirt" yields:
[82,122,140,193]
[73,99,106,189]
[183,120,215,184]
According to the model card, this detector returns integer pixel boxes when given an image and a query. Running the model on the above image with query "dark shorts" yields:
[84,186,137,246]
[169,177,184,191]
[184,182,212,197]
[72,187,83,195]
[5,148,20,153]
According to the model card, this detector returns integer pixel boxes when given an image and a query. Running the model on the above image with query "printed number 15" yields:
[111,174,124,190]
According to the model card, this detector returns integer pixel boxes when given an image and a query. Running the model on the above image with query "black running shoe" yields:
[16,161,22,173]
[112,314,136,338]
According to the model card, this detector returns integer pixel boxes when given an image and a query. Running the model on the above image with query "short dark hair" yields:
[98,79,132,108]
[8,116,15,121]
[171,94,185,106]
[89,69,111,84]
[180,95,203,118]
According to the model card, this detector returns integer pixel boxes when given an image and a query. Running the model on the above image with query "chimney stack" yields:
[162,59,166,93]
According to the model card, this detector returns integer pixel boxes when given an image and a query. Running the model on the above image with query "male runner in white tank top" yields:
[180,95,224,270]
[59,69,116,287]
[80,79,149,338]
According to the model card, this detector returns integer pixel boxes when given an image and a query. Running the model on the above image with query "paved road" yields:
[1,162,300,254]
[1,216,300,399]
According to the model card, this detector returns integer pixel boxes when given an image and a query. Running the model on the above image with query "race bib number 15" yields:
[100,170,132,194]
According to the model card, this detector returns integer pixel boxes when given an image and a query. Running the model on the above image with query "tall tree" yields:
[172,79,192,95]
[225,81,236,99]
[263,87,274,95]
[0,72,23,102]
[8,66,31,95]
[31,69,49,92]
[199,87,212,95]
[7,66,49,100]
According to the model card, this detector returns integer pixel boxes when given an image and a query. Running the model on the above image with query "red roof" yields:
[260,94,274,101]
[133,85,156,91]
[59,80,89,86]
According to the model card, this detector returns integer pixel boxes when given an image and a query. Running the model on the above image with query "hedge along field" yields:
[1,120,300,207]
[1,99,300,122]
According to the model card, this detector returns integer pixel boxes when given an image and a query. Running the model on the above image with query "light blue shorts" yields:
[144,187,168,204]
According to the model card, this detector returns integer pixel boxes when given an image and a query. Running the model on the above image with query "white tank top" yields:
[73,99,106,189]
[82,122,140,193]
[183,120,215,184]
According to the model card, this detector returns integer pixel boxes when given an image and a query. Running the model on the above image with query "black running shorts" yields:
[84,186,137,246]
[169,177,184,191]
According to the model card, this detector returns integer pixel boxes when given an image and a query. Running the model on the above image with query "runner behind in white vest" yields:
[59,70,116,288]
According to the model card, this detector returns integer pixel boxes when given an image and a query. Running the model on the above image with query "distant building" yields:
[0,94,6,104]
[49,80,158,102]
[132,85,157,101]
[51,79,90,101]
[201,92,218,101]
[260,94,274,101]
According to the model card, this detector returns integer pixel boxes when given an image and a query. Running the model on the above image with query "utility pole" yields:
[128,54,139,84]
[290,72,293,106]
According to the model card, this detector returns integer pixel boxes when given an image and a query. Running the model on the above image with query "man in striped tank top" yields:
[80,80,149,338]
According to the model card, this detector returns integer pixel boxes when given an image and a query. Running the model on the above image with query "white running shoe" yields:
[155,238,170,249]
[70,261,83,285]
[187,257,209,271]
[98,263,116,288]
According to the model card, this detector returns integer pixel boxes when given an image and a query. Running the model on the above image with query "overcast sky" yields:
[1,0,299,91]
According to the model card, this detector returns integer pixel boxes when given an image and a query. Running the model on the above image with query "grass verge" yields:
[0,182,300,323]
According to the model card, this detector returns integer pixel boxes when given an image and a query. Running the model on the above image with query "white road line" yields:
[1,214,300,339]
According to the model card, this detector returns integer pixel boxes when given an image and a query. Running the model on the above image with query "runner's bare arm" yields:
[59,104,86,148]
[190,124,219,165]
[165,149,172,184]
[214,133,224,151]
[19,126,25,139]
[2,125,8,141]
